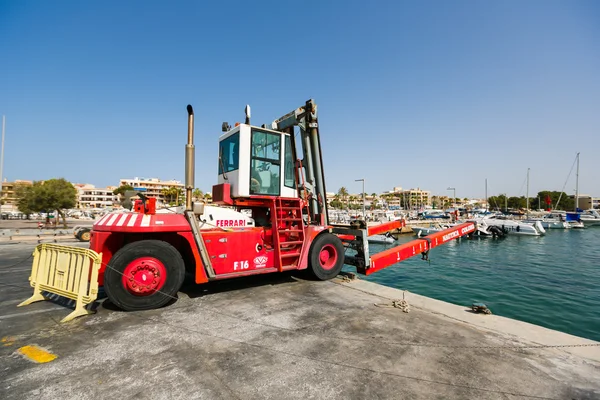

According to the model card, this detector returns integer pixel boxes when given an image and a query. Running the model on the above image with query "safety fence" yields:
[18,243,102,322]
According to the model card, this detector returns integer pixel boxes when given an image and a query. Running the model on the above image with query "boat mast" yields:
[526,168,530,219]
[575,152,580,212]
[485,178,488,212]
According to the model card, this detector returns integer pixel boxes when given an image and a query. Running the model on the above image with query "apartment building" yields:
[74,184,119,209]
[0,180,33,210]
[382,186,431,209]
[569,195,600,210]
[119,177,185,204]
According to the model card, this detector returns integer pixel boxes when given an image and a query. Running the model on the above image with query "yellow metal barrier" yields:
[18,244,102,323]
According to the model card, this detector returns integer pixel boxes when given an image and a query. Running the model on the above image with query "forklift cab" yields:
[218,124,297,199]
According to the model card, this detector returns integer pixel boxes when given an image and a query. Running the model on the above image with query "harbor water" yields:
[351,228,600,342]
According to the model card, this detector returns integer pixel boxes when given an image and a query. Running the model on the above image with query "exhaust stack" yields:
[185,104,195,211]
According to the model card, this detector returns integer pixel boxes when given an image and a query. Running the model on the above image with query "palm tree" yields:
[349,195,357,210]
[192,188,203,201]
[174,187,184,205]
[160,188,173,204]
[331,194,341,209]
[338,187,349,209]
[371,197,379,210]
[204,193,212,203]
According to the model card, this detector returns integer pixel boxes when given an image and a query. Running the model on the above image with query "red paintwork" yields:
[212,267,279,280]
[90,230,116,286]
[366,222,475,275]
[133,198,157,214]
[296,225,328,269]
[93,213,191,233]
[335,220,403,242]
[90,212,202,286]
[121,257,166,295]
[176,231,208,284]
[202,228,275,275]
[367,220,404,236]
[336,234,355,241]
[212,183,233,205]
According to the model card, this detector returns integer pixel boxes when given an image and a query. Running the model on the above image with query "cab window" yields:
[250,130,280,195]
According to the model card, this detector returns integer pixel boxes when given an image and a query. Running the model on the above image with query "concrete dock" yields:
[1,241,599,399]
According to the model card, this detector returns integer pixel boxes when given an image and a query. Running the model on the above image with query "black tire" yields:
[308,233,345,280]
[104,240,185,311]
[77,228,91,242]
[80,230,91,241]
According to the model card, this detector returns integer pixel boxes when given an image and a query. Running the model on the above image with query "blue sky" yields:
[1,0,598,198]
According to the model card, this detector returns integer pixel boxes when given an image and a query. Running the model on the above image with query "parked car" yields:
[73,226,91,242]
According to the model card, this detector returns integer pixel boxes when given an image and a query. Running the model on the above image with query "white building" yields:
[382,186,431,209]
[74,184,118,209]
[119,177,185,204]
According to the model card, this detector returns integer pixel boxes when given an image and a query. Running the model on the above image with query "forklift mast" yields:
[268,99,328,225]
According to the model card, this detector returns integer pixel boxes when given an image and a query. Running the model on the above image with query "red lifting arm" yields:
[365,222,476,275]
[367,220,404,236]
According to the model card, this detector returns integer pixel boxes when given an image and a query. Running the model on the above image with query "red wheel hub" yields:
[122,257,167,296]
[319,244,338,270]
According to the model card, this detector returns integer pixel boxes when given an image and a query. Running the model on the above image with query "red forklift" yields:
[88,100,475,311]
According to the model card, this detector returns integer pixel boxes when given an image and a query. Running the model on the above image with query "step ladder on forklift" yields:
[274,198,306,270]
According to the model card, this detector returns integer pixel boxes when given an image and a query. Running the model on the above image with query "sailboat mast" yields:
[485,178,488,212]
[526,168,530,219]
[575,152,580,212]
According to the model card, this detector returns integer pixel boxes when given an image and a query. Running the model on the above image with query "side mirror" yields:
[122,190,144,211]
[193,202,205,215]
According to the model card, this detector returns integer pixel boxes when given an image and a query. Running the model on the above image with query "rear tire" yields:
[104,240,185,311]
[308,233,345,280]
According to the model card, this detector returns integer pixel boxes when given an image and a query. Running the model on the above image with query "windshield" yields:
[250,129,281,195]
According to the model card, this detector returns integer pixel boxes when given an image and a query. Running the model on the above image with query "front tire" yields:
[308,233,345,280]
[76,228,91,242]
[104,240,185,311]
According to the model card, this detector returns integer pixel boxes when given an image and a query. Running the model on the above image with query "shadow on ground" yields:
[100,269,309,312]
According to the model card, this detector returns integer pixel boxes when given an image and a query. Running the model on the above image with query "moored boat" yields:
[368,232,396,244]
[525,212,570,229]
[475,215,545,236]
[578,209,600,227]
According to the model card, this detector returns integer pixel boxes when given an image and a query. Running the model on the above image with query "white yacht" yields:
[526,212,570,229]
[578,209,600,227]
[412,223,452,237]
[412,221,498,238]
[475,215,545,236]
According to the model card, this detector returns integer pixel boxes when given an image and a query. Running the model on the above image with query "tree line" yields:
[329,187,577,212]
[487,191,575,211]
[330,187,459,211]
